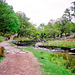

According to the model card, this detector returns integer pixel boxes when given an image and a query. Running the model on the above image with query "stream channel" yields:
[12,40,75,55]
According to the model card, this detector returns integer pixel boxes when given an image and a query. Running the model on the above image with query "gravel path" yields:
[0,41,41,75]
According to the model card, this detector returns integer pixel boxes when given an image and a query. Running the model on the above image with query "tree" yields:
[38,23,45,39]
[71,1,75,17]
[63,8,72,22]
[71,23,75,32]
[56,17,71,37]
[38,23,45,31]
[0,0,19,35]
[16,11,39,38]
[16,11,30,37]
[44,22,60,39]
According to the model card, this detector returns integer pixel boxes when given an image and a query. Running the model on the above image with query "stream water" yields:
[16,45,75,55]
[13,41,75,55]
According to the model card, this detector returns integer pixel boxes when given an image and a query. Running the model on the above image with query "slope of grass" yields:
[21,48,75,75]
[43,40,75,48]
[14,37,32,41]
[0,36,6,42]
[0,57,4,63]
[8,41,15,46]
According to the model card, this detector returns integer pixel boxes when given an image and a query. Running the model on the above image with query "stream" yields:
[13,41,75,55]
[15,45,75,55]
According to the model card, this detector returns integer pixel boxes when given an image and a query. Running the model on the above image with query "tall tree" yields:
[71,1,75,17]
[16,11,30,37]
[38,23,45,39]
[44,22,60,38]
[56,17,71,37]
[0,0,19,35]
[63,8,72,22]
[38,23,45,31]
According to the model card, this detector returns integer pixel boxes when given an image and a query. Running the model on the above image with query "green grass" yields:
[43,41,75,48]
[0,57,4,63]
[8,41,15,46]
[21,48,75,75]
[0,36,6,42]
[14,37,32,41]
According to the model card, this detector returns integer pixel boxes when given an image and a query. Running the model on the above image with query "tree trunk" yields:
[57,34,59,37]
[2,30,6,36]
[53,34,55,39]
[65,33,67,36]
[68,32,70,36]
[60,33,63,38]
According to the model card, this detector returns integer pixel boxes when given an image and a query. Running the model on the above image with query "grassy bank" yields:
[8,41,15,46]
[0,57,4,63]
[21,48,75,75]
[0,36,6,42]
[14,37,32,41]
[43,39,75,48]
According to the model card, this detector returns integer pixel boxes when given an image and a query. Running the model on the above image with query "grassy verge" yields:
[0,57,4,63]
[43,40,75,48]
[8,41,15,46]
[0,36,6,42]
[21,48,75,75]
[14,37,32,41]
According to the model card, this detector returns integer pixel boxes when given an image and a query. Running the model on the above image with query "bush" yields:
[72,66,75,73]
[63,53,67,60]
[65,60,71,69]
[29,36,34,39]
[0,46,5,58]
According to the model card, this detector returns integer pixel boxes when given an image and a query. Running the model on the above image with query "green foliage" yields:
[0,0,19,35]
[71,23,75,32]
[21,48,74,75]
[63,8,71,21]
[71,2,75,17]
[44,22,58,38]
[38,23,45,31]
[16,11,39,38]
[0,0,74,39]
[72,66,75,73]
[16,11,37,37]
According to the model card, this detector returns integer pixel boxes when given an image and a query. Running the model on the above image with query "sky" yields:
[6,0,75,26]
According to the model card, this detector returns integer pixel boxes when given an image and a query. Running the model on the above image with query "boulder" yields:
[35,42,43,47]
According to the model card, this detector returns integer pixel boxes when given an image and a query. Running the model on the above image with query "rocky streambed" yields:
[12,40,75,55]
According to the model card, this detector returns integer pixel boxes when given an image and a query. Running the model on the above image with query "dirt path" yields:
[0,41,41,75]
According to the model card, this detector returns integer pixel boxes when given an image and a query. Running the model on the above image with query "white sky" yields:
[6,0,75,26]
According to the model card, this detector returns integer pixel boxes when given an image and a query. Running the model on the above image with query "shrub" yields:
[63,53,67,60]
[58,53,62,57]
[71,58,75,66]
[53,57,56,61]
[0,46,5,58]
[50,53,55,57]
[30,36,34,39]
[65,60,71,69]
[67,55,73,62]
[72,66,75,73]
[40,57,44,59]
